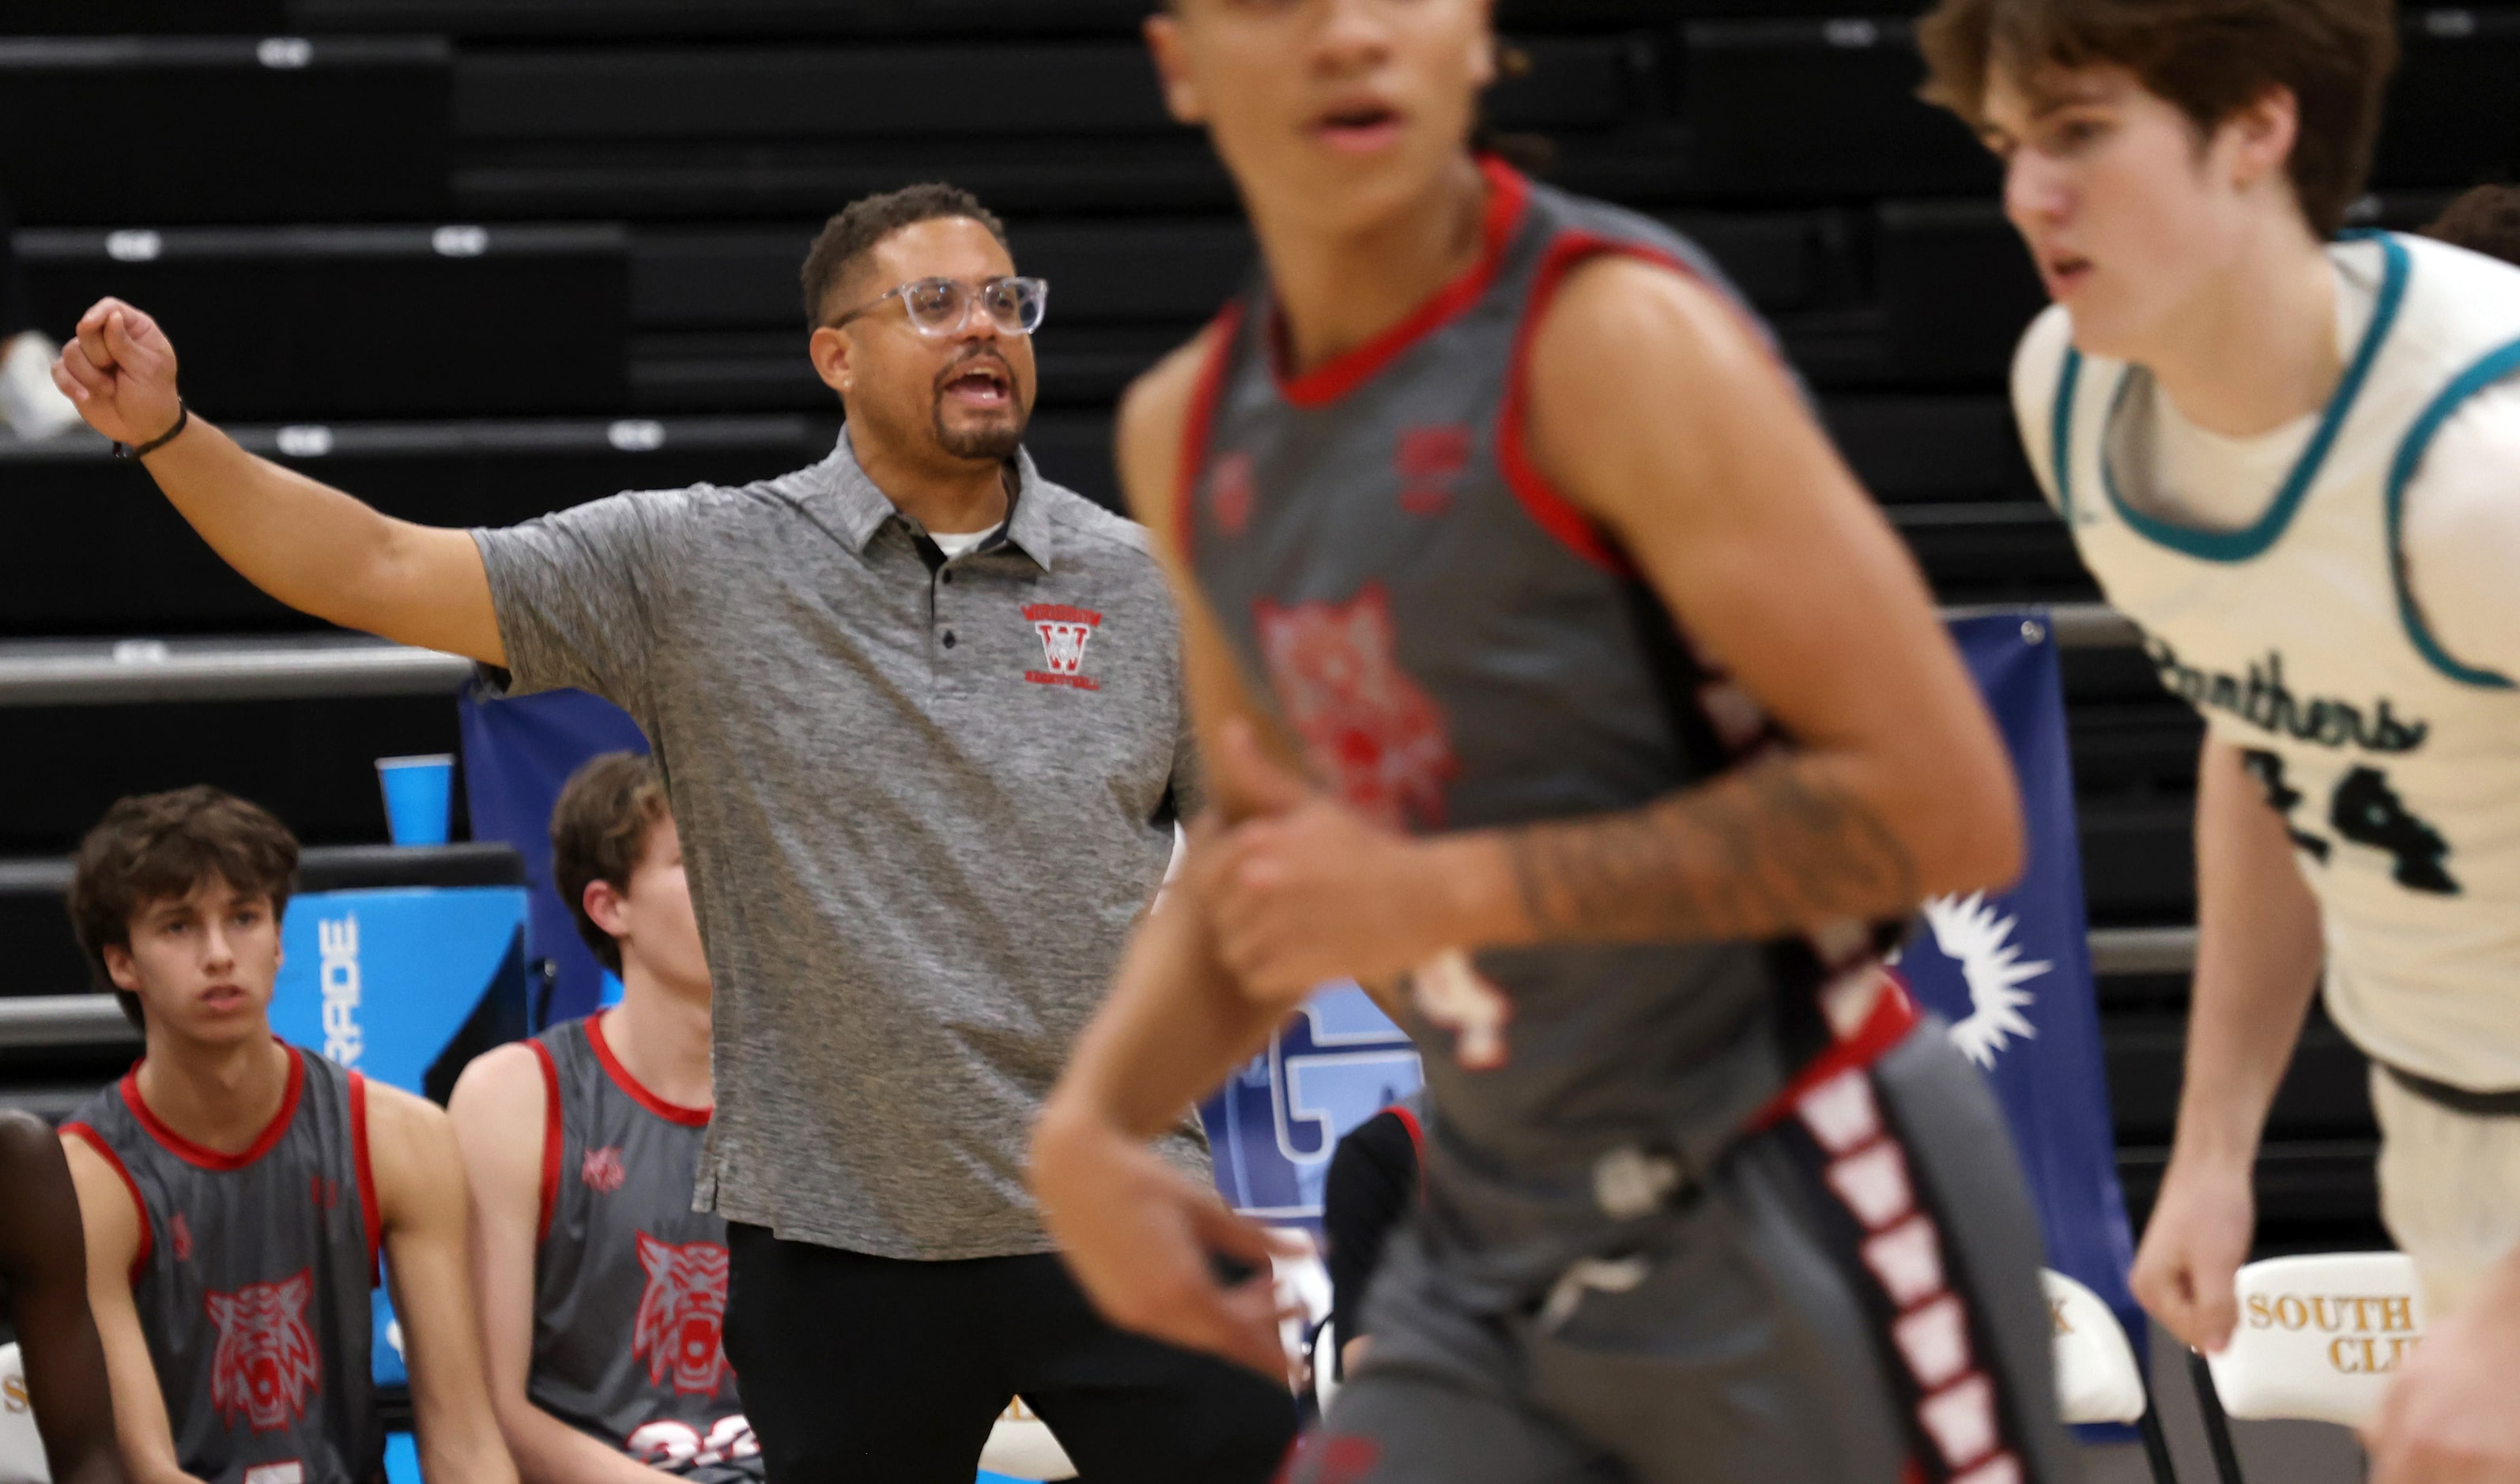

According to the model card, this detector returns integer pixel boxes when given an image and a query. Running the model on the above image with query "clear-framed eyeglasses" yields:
[828,276,1050,338]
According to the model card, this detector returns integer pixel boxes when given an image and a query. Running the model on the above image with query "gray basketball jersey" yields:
[529,1015,757,1479]
[1181,160,1873,1304]
[64,1045,382,1484]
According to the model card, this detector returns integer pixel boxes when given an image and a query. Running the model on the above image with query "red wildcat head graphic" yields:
[1254,583,1458,830]
[206,1270,320,1433]
[633,1234,731,1396]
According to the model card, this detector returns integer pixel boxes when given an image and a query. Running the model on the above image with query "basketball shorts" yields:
[2371,1065,2520,1318]
[1281,1022,2081,1484]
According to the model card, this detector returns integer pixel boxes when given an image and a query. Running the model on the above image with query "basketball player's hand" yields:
[2129,1153,2254,1353]
[1204,721,1481,1004]
[1032,1110,1310,1380]
[49,298,185,446]
[2366,1269,2520,1484]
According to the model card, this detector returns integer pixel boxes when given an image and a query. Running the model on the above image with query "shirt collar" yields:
[819,426,1056,572]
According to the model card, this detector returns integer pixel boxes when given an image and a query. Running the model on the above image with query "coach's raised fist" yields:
[50,299,184,449]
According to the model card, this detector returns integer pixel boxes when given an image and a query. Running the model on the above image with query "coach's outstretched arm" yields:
[50,298,504,665]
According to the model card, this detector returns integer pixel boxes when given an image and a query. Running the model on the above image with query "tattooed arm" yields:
[1203,254,2020,997]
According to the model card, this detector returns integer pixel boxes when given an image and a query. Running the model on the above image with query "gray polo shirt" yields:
[473,429,1205,1260]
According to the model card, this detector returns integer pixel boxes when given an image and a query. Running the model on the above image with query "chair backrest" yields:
[978,1397,1077,1482]
[0,1342,52,1484]
[2204,1252,2424,1427]
[2043,1268,2148,1426]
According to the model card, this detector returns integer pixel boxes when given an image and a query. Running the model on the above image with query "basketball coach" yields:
[47,184,1296,1482]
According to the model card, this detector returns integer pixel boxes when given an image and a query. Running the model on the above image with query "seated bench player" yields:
[449,753,758,1482]
[55,787,515,1484]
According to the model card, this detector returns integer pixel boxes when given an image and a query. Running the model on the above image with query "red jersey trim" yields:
[122,1038,307,1173]
[528,1038,563,1246]
[1386,1103,1428,1201]
[1173,300,1248,566]
[1273,156,1532,410]
[1749,974,1923,1132]
[347,1070,382,1287]
[62,1121,153,1287]
[587,1011,711,1128]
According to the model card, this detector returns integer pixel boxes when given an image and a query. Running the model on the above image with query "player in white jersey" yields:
[1919,2,2520,1480]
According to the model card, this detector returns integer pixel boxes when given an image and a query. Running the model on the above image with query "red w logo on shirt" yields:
[1023,604,1103,691]
[1254,583,1458,829]
[632,1234,731,1395]
[206,1270,320,1433]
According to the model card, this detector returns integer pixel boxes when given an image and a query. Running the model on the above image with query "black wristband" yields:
[112,401,189,461]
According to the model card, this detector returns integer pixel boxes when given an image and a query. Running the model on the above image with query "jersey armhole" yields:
[1496,233,1682,577]
[1386,1104,1428,1199]
[2386,336,2520,690]
[347,1072,382,1287]
[61,1121,153,1287]
[527,1038,563,1247]
[1171,301,1247,569]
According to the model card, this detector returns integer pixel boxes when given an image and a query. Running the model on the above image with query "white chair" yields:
[979,1397,1077,1482]
[2202,1252,2424,1429]
[0,1343,52,1484]
[2044,1269,2149,1426]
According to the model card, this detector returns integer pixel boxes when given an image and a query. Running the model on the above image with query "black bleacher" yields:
[10,4,2518,1251]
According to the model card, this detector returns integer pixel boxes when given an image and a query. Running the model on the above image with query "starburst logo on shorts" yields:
[1917,893,2051,1068]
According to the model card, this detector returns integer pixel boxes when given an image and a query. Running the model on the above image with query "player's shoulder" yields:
[0,1106,55,1163]
[2012,303,2077,413]
[446,1038,548,1121]
[1531,250,1771,395]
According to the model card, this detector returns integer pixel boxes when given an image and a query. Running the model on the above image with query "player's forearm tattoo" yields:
[1505,755,1921,944]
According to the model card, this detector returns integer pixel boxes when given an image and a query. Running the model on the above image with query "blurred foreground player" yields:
[58,788,515,1484]
[1919,2,2520,1478]
[1033,3,2078,1481]
[0,1113,124,1484]
[451,753,757,1482]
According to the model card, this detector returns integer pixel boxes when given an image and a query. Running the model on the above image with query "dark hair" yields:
[68,787,300,1030]
[1917,0,2400,238]
[550,751,670,977]
[798,183,1012,330]
[2423,185,2520,268]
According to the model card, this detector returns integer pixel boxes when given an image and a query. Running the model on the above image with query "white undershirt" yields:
[930,528,996,560]
[2054,257,2520,680]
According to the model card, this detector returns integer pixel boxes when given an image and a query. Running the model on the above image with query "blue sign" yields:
[270,886,529,1096]
[1202,984,1422,1233]
[1900,612,2144,1384]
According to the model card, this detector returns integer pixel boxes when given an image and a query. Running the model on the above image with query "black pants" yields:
[723,1224,1297,1484]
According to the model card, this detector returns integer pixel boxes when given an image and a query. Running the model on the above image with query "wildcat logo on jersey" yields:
[1209,451,1256,537]
[206,1270,320,1433]
[1254,584,1458,829]
[1396,425,1473,517]
[632,1234,730,1395]
[1023,604,1102,691]
[581,1146,627,1193]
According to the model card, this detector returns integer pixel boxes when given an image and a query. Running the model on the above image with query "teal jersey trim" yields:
[2385,335,2520,691]
[2098,232,2412,563]
[2051,347,2084,525]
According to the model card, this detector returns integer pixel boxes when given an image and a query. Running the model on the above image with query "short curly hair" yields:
[68,787,300,1030]
[550,751,671,977]
[798,183,1012,330]
[2424,185,2520,268]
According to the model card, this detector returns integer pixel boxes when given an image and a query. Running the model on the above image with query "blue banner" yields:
[1899,612,2143,1359]
[1202,985,1422,1234]
[458,685,650,1027]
